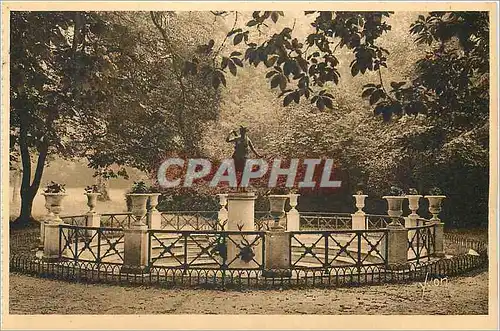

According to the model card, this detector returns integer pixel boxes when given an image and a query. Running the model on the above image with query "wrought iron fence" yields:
[289,229,389,269]
[100,213,134,228]
[299,212,352,230]
[10,247,487,289]
[9,228,41,253]
[160,211,219,231]
[148,229,266,270]
[60,215,88,226]
[407,223,436,263]
[9,229,488,289]
[59,224,124,264]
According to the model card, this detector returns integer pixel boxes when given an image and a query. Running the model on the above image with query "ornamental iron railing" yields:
[407,223,436,263]
[299,212,352,230]
[100,213,134,228]
[160,211,219,231]
[148,229,265,270]
[289,229,389,269]
[59,224,124,264]
[9,229,488,289]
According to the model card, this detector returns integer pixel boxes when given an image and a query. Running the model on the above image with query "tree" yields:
[10,12,112,226]
[10,11,222,224]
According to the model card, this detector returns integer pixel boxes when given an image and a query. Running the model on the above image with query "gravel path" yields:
[9,269,488,315]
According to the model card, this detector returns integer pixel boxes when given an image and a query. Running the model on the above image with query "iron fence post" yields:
[324,233,329,270]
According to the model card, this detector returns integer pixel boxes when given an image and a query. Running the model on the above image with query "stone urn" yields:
[126,193,150,226]
[147,193,162,212]
[289,193,300,211]
[268,194,289,216]
[425,195,446,222]
[382,196,406,226]
[406,194,422,218]
[353,194,368,214]
[84,192,101,214]
[42,193,67,223]
[268,194,289,229]
[217,193,228,209]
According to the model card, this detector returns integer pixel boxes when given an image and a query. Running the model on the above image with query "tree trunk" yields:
[16,188,36,226]
[12,110,51,227]
[11,169,21,208]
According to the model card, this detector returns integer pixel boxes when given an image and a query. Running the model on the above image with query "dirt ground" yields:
[9,268,488,315]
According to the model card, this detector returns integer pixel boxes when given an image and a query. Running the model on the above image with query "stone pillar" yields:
[121,225,149,274]
[351,214,366,230]
[286,209,300,231]
[405,215,419,241]
[286,194,300,231]
[146,209,162,229]
[146,193,162,229]
[85,212,101,239]
[43,222,62,262]
[227,192,256,231]
[226,192,258,268]
[384,224,408,268]
[263,230,291,277]
[433,222,445,257]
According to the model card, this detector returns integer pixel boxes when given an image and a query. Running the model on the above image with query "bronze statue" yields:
[226,126,261,174]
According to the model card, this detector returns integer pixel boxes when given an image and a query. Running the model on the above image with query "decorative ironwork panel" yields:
[61,215,87,226]
[59,224,124,264]
[299,212,352,230]
[290,229,388,269]
[100,213,133,228]
[160,211,219,231]
[407,224,435,263]
[148,230,265,270]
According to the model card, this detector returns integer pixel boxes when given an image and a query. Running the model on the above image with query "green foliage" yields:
[157,189,218,211]
[84,185,100,193]
[43,181,66,194]
[129,181,149,194]
[388,186,405,196]
[428,187,443,195]
[408,188,419,195]
[184,11,394,111]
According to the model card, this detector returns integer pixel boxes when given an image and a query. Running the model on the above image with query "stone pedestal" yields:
[263,230,291,277]
[433,222,445,257]
[85,212,101,239]
[384,224,408,268]
[351,213,366,230]
[147,210,162,229]
[43,222,62,262]
[405,215,418,241]
[227,192,256,231]
[226,192,258,268]
[121,225,149,274]
[286,194,300,231]
[286,209,300,231]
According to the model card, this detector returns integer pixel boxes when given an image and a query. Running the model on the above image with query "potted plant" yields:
[42,181,67,222]
[353,183,368,214]
[84,185,101,214]
[424,187,446,222]
[382,186,406,222]
[126,181,151,226]
[406,188,422,219]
